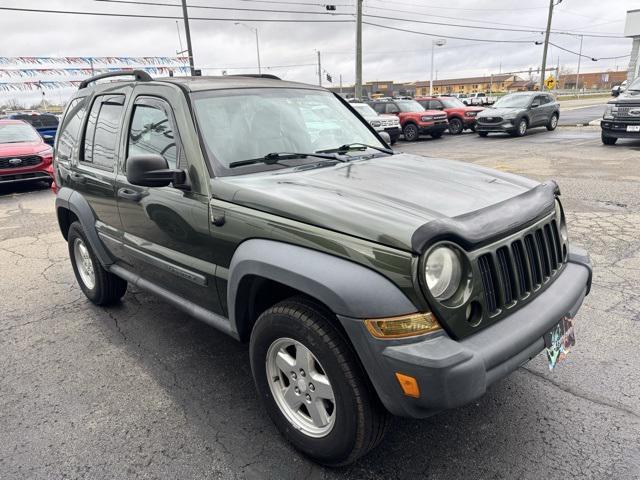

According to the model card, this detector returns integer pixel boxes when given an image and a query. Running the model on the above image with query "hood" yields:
[216,153,539,252]
[477,107,522,118]
[0,140,48,157]
[611,89,640,105]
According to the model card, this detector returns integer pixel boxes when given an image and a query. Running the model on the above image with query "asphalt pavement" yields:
[1,126,639,479]
[559,103,607,126]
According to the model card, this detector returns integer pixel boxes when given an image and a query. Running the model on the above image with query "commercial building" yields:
[558,71,628,90]
[411,74,532,96]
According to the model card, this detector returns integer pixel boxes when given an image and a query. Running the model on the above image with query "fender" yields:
[228,239,418,335]
[55,186,114,266]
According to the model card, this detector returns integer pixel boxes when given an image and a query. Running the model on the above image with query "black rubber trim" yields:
[410,181,560,254]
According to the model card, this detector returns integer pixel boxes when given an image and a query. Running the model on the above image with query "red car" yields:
[368,99,448,141]
[0,119,54,189]
[415,96,484,135]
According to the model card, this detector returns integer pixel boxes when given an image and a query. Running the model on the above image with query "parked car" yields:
[462,92,497,106]
[415,96,483,135]
[476,92,560,137]
[368,99,448,141]
[3,112,59,145]
[0,119,54,187]
[350,102,401,144]
[54,71,591,466]
[602,76,640,145]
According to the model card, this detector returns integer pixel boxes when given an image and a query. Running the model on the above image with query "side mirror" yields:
[378,131,391,144]
[612,86,620,97]
[43,134,54,144]
[126,154,186,188]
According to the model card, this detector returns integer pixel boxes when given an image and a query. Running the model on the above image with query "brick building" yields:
[558,70,628,90]
[412,74,532,96]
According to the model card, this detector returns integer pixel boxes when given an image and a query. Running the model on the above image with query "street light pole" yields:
[430,39,446,96]
[235,23,261,74]
[575,35,584,96]
[181,0,195,76]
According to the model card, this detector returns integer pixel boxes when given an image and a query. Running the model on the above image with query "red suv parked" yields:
[415,97,483,135]
[368,99,448,141]
[0,119,54,189]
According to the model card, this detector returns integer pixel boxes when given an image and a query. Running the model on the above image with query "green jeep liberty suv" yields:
[54,71,592,466]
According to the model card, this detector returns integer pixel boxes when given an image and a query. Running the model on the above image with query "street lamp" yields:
[235,22,261,74]
[430,38,446,96]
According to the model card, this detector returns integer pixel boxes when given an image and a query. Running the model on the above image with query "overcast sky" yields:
[0,0,638,104]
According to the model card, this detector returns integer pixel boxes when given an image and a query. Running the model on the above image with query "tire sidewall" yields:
[548,114,558,130]
[517,118,528,136]
[68,223,101,302]
[403,123,419,141]
[449,117,463,134]
[250,309,363,465]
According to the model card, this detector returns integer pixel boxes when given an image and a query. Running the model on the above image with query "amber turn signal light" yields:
[395,372,420,398]
[364,313,441,339]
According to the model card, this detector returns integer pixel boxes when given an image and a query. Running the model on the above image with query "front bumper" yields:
[376,126,401,141]
[339,246,592,418]
[475,119,516,132]
[418,120,449,134]
[0,171,53,185]
[601,119,640,138]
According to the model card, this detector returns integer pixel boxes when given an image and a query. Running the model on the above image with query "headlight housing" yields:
[424,246,464,301]
[502,111,518,120]
[465,111,477,117]
[603,104,618,120]
[421,115,434,122]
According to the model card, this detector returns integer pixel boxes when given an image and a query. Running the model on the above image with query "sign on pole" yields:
[544,75,556,90]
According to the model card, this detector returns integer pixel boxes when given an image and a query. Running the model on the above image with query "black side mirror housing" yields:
[126,154,186,188]
[612,87,620,97]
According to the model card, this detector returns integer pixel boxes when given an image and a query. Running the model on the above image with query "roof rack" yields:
[79,70,153,89]
[227,74,281,80]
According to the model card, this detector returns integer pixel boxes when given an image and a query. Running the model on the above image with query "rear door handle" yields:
[69,172,86,184]
[117,188,146,202]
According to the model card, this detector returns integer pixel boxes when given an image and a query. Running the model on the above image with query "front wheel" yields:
[250,297,389,466]
[68,222,127,305]
[513,118,528,137]
[448,118,463,135]
[546,113,558,131]
[402,123,419,141]
[601,133,618,145]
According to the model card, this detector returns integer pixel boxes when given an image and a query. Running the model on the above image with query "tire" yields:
[546,113,559,131]
[250,297,389,466]
[513,118,528,137]
[67,221,127,305]
[478,132,489,137]
[430,131,443,139]
[448,117,463,135]
[402,123,419,142]
[601,133,617,145]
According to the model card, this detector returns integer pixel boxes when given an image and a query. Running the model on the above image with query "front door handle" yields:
[117,188,146,202]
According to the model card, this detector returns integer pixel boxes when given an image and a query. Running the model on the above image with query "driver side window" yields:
[128,101,177,169]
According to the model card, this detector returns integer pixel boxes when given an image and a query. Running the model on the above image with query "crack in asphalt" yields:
[521,367,640,420]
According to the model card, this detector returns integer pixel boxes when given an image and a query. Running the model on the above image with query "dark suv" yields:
[476,92,560,137]
[601,75,640,145]
[54,71,591,466]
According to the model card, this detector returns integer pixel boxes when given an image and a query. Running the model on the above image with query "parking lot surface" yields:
[1,126,639,479]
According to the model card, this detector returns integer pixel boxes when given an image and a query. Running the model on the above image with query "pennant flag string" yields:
[0,56,189,66]
[0,66,190,78]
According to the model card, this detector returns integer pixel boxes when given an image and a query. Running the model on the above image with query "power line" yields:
[362,21,538,44]
[94,0,353,16]
[0,6,353,22]
[234,0,353,6]
[548,41,631,61]
[367,0,548,12]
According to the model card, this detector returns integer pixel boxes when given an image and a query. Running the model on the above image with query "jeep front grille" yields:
[477,217,565,316]
[0,155,42,170]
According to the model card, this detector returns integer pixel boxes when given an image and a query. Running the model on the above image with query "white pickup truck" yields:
[462,92,497,106]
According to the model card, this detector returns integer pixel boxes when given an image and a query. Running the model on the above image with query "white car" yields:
[350,103,401,144]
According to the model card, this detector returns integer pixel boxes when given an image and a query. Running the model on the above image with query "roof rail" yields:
[228,74,281,80]
[78,70,153,89]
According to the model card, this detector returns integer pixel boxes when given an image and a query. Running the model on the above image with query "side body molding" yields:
[227,239,418,336]
[55,186,114,266]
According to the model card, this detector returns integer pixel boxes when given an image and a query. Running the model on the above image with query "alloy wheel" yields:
[73,238,95,290]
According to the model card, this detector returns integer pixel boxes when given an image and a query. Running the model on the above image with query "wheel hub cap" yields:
[74,238,95,290]
[266,338,336,438]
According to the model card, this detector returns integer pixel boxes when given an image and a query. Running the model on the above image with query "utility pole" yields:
[355,0,363,99]
[181,0,195,76]
[339,74,343,94]
[575,35,584,96]
[254,28,261,74]
[317,51,322,86]
[540,0,561,91]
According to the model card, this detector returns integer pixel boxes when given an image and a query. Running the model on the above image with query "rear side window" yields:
[40,115,59,127]
[82,95,125,171]
[127,101,177,169]
[428,100,443,110]
[57,98,88,163]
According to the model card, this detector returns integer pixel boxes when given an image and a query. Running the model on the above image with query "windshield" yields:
[193,88,385,175]
[441,98,465,108]
[395,100,425,113]
[628,77,640,91]
[352,104,377,117]
[493,95,532,109]
[0,122,41,143]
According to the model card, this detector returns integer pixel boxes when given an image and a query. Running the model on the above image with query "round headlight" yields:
[424,246,463,301]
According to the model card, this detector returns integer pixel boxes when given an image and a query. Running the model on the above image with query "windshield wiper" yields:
[316,143,394,155]
[228,151,344,169]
